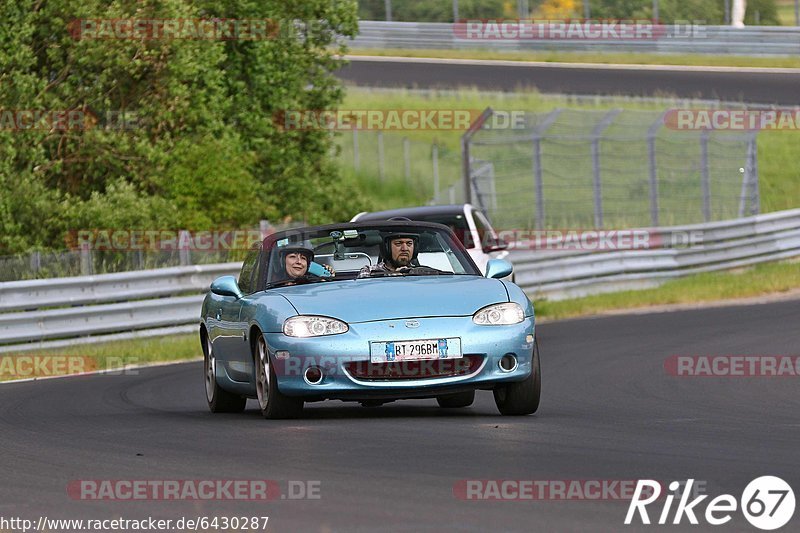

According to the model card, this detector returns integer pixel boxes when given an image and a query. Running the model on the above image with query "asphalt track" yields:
[1,298,799,532]
[337,57,800,105]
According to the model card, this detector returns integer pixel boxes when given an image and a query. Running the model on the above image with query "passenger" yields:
[274,243,334,284]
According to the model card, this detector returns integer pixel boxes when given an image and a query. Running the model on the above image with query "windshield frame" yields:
[256,221,482,290]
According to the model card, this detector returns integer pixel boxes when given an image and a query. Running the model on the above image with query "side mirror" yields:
[485,259,513,279]
[210,275,243,299]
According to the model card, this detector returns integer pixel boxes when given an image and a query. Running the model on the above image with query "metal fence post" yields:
[700,130,711,222]
[377,131,385,181]
[590,109,622,229]
[752,140,760,215]
[29,250,41,275]
[738,139,751,218]
[461,135,471,205]
[584,0,591,19]
[403,137,411,183]
[591,141,602,228]
[352,128,360,171]
[531,109,562,230]
[448,185,456,204]
[517,0,529,18]
[179,230,191,266]
[80,243,92,275]
[746,133,760,215]
[532,137,544,230]
[647,112,667,227]
[432,143,440,202]
[453,0,459,23]
[259,219,272,239]
[462,108,494,207]
[385,0,392,21]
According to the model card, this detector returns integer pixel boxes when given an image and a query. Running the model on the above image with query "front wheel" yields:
[493,336,541,416]
[436,390,475,408]
[204,333,246,413]
[255,335,304,419]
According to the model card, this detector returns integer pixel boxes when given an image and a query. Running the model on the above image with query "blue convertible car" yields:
[200,221,540,419]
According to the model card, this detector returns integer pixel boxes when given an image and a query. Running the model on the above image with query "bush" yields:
[0,0,359,253]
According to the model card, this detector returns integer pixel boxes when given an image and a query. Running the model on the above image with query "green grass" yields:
[777,0,799,26]
[534,259,800,320]
[2,260,799,381]
[0,334,200,382]
[348,48,800,69]
[342,165,430,210]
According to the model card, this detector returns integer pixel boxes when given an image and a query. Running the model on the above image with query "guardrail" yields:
[351,21,800,55]
[0,263,241,351]
[516,208,800,299]
[0,263,241,313]
[1,209,799,350]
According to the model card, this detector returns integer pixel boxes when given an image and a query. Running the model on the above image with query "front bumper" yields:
[261,316,535,400]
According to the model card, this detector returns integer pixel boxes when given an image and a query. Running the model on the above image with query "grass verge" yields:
[0,334,200,382]
[534,259,800,321]
[348,48,800,69]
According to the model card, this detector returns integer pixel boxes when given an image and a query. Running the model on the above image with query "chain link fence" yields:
[465,108,759,230]
[0,221,306,282]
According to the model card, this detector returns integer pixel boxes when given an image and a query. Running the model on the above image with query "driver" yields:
[358,232,423,277]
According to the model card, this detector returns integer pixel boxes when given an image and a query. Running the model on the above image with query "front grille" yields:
[344,355,483,381]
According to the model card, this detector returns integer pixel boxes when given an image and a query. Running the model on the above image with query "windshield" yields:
[262,224,481,288]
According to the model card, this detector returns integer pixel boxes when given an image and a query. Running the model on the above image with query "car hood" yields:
[274,276,508,323]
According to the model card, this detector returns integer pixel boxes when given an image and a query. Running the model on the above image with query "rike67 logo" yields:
[625,477,795,530]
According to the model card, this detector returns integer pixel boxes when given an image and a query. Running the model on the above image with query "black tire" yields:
[255,335,304,419]
[203,332,247,413]
[436,390,475,408]
[493,336,541,416]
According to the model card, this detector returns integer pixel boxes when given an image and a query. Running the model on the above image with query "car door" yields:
[210,245,260,368]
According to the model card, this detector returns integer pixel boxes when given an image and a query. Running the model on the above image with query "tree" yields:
[0,0,362,253]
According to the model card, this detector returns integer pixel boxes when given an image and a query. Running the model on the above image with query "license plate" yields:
[370,338,462,363]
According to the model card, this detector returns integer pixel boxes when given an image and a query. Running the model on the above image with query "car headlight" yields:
[472,303,524,325]
[283,316,349,337]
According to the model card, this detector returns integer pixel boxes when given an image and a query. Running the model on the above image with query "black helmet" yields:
[380,232,419,268]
